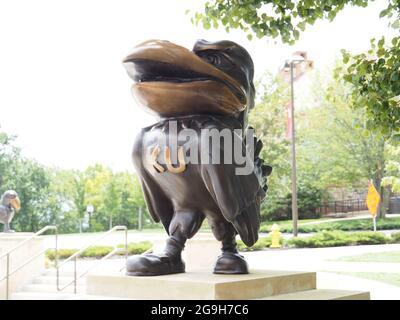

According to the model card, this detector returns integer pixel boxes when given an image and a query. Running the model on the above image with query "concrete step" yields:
[42,269,82,277]
[261,289,370,300]
[21,283,87,294]
[11,291,77,300]
[10,291,124,300]
[64,294,129,300]
[33,276,86,286]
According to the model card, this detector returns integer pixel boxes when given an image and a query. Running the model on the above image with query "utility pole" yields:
[282,52,313,237]
[289,61,299,237]
[138,206,143,231]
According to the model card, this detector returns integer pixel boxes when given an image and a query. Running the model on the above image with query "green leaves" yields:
[341,35,400,136]
[192,0,377,44]
[379,8,390,18]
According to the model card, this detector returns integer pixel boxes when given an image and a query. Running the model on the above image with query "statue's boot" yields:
[3,223,15,233]
[126,237,185,276]
[126,211,203,276]
[212,223,249,274]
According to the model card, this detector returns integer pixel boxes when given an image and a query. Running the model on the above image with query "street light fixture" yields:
[86,204,94,218]
[282,54,312,237]
[86,204,94,231]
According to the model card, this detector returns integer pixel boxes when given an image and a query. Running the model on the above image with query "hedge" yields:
[46,241,152,260]
[237,236,284,251]
[238,231,400,251]
[287,231,389,248]
[390,232,400,243]
[277,217,400,233]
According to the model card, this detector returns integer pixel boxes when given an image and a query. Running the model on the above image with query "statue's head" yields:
[122,39,255,120]
[1,190,21,211]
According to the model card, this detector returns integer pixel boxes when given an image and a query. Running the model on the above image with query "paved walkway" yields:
[242,244,400,300]
[50,242,400,300]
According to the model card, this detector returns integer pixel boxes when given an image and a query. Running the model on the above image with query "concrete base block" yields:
[87,269,317,300]
[261,288,370,300]
[0,233,45,299]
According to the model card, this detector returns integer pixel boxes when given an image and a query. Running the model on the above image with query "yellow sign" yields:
[366,181,381,217]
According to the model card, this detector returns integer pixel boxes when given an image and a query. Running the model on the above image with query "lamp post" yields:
[86,204,94,231]
[283,55,311,237]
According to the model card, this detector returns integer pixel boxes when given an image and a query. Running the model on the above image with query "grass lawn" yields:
[334,251,400,263]
[337,272,400,287]
[41,227,166,238]
[260,218,330,232]
[276,217,400,233]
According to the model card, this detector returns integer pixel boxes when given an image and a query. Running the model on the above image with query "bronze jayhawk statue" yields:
[0,190,21,233]
[123,39,271,276]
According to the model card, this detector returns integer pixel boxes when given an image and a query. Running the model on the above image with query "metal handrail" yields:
[56,225,128,294]
[0,225,58,300]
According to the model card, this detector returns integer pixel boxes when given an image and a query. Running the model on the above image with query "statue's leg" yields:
[3,222,14,233]
[5,212,15,233]
[209,219,249,274]
[126,211,204,276]
[3,223,9,233]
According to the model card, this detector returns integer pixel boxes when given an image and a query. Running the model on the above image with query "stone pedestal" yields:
[88,236,369,300]
[86,269,369,300]
[0,233,45,299]
[87,269,317,300]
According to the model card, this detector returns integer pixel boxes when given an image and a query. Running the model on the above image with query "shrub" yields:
[45,241,152,260]
[80,246,114,258]
[260,194,290,221]
[290,217,400,233]
[117,241,152,255]
[46,248,78,260]
[297,185,324,219]
[261,184,324,221]
[354,232,388,245]
[390,232,400,243]
[237,235,284,251]
[287,230,389,248]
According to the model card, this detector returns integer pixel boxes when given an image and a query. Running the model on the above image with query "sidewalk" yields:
[242,244,400,300]
[50,243,400,300]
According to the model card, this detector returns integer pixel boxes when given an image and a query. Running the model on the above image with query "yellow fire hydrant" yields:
[269,223,282,248]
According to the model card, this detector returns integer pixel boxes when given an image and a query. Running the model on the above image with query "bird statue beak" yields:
[11,196,21,211]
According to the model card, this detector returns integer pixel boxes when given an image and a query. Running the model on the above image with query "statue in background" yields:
[0,190,21,233]
[123,40,271,276]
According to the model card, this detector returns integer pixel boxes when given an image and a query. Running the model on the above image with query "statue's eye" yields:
[199,52,234,71]
[203,53,221,66]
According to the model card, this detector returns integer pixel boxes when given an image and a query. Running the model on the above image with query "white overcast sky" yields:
[0,0,396,172]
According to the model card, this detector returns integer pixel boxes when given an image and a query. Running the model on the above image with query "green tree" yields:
[297,67,391,217]
[340,35,400,136]
[195,0,400,135]
[382,145,400,193]
[249,72,291,197]
[193,0,371,44]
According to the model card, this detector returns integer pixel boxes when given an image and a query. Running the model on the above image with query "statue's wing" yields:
[132,129,174,234]
[199,150,265,247]
[0,206,7,223]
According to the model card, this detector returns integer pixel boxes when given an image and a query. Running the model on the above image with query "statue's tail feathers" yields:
[232,196,262,247]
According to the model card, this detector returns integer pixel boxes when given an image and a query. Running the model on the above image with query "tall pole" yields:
[290,62,299,237]
[138,206,143,231]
